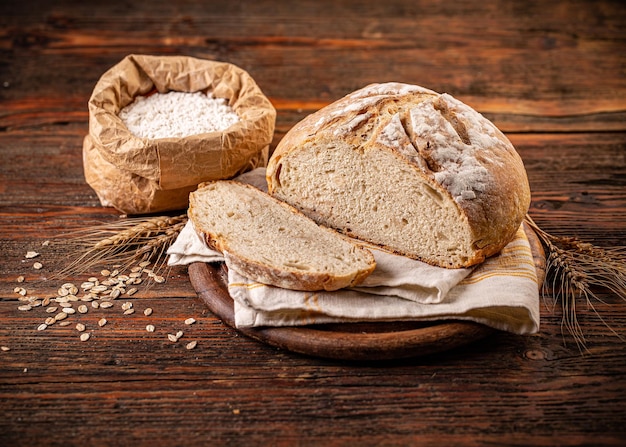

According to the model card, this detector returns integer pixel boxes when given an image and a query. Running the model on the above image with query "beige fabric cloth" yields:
[168,168,539,334]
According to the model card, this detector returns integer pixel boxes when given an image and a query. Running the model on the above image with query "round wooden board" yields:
[189,223,546,361]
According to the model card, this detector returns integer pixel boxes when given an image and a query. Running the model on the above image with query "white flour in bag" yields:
[119,91,240,139]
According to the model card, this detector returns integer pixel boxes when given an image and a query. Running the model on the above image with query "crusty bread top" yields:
[266,82,531,268]
[188,180,376,291]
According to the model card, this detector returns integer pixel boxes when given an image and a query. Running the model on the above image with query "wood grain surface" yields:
[1,1,625,446]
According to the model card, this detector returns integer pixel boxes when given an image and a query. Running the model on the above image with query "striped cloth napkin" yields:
[168,169,539,335]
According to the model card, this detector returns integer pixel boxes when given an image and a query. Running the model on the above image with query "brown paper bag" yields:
[84,54,275,214]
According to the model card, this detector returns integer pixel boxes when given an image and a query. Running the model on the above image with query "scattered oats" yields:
[64,307,76,315]
[58,321,71,327]
[88,277,99,283]
[121,301,133,311]
[33,262,43,270]
[129,272,141,278]
[57,287,69,297]
[146,324,155,333]
[176,330,184,340]
[67,295,79,302]
[81,281,94,290]
[123,308,135,315]
[101,269,111,277]
[54,312,68,321]
[80,333,90,342]
[184,318,196,325]
[14,287,27,296]
[91,301,100,309]
[55,296,69,303]
[78,305,88,314]
[42,240,50,247]
[46,307,58,313]
[29,299,42,307]
[127,287,138,296]
[117,274,129,282]
[185,340,197,350]
[99,301,113,309]
[76,323,86,332]
[131,278,142,285]
[1,346,10,352]
[91,285,108,293]
[102,278,117,286]
[110,269,119,277]
[16,275,25,283]
[144,308,153,316]
[131,266,142,273]
[139,260,151,267]
[41,297,51,306]
[25,251,39,259]
[98,318,107,327]
[45,317,56,325]
[80,295,93,302]
[37,323,48,331]
[17,305,32,311]
[154,275,165,284]
[167,333,178,342]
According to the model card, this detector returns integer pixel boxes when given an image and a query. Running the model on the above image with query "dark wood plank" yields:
[1,0,625,445]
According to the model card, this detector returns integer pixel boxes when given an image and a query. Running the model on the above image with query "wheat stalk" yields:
[525,215,626,350]
[55,214,188,280]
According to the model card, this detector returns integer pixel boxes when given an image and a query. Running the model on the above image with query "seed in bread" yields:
[266,82,531,268]
[188,180,376,291]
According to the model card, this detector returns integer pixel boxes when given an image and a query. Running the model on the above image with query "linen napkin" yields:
[168,169,540,335]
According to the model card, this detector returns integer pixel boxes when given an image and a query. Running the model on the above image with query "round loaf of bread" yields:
[266,82,531,268]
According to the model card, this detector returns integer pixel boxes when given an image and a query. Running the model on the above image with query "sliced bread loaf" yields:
[266,83,531,268]
[188,180,376,291]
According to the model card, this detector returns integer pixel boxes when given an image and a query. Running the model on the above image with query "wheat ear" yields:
[525,215,626,349]
[54,214,188,279]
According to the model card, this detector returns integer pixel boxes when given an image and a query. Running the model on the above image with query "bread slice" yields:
[188,180,376,291]
[266,83,531,268]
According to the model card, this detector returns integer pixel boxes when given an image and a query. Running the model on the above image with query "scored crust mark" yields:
[433,95,471,146]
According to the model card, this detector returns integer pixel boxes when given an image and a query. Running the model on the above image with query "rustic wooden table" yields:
[1,1,625,445]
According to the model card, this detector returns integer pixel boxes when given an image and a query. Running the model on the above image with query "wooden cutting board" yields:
[188,222,546,361]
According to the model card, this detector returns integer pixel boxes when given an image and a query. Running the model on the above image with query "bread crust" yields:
[189,180,376,291]
[267,83,531,268]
